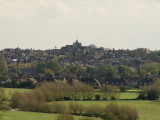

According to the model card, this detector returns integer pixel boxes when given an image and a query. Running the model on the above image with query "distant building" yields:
[61,40,83,52]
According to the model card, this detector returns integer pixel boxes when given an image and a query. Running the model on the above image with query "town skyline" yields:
[1,40,159,51]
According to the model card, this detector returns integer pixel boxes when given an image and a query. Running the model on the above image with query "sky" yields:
[0,0,160,50]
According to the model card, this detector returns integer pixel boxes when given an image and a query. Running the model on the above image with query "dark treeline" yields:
[2,61,160,88]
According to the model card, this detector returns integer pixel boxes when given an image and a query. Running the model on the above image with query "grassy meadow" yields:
[51,100,160,120]
[0,111,97,120]
[1,88,160,120]
[4,88,31,99]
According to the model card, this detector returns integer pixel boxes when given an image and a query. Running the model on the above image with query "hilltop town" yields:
[0,40,160,88]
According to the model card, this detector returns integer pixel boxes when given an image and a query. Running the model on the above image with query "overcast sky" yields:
[0,0,160,50]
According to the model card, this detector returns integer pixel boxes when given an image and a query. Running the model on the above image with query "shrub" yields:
[85,105,104,117]
[138,80,160,100]
[120,86,126,92]
[100,85,120,100]
[0,87,9,111]
[11,92,26,109]
[11,91,47,112]
[51,102,66,113]
[80,117,97,120]
[57,113,74,120]
[69,102,84,115]
[120,106,138,120]
[104,103,138,120]
[35,82,54,102]
[95,94,100,100]
[147,88,159,100]
[0,104,10,111]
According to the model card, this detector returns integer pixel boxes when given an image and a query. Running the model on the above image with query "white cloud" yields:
[0,0,160,50]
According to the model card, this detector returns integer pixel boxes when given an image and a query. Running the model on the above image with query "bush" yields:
[80,117,97,120]
[120,106,138,120]
[95,94,100,100]
[57,113,74,120]
[100,85,120,100]
[11,91,48,112]
[120,87,126,92]
[147,88,159,100]
[35,82,54,102]
[138,80,160,100]
[0,104,10,111]
[11,92,26,109]
[0,87,9,110]
[104,103,138,120]
[137,93,147,100]
[69,102,84,115]
[85,105,104,117]
[51,102,66,113]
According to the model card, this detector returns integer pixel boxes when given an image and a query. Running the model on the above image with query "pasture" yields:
[51,100,160,120]
[1,88,160,120]
[4,88,31,99]
[0,111,96,120]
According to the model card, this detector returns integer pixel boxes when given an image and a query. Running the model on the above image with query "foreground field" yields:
[0,111,98,120]
[2,88,160,120]
[1,100,159,120]
[51,100,160,120]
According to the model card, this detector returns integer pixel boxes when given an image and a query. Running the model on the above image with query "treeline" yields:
[11,80,120,103]
[56,102,138,120]
[11,87,138,120]
[33,61,160,88]
[137,78,160,100]
[35,61,160,77]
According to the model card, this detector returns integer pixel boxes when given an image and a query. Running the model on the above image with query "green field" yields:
[4,88,31,99]
[120,92,138,99]
[1,88,160,120]
[127,89,141,92]
[0,111,96,120]
[4,88,31,95]
[51,100,160,120]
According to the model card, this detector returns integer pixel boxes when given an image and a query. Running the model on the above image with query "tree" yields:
[47,61,63,73]
[65,65,86,78]
[104,103,138,120]
[0,52,8,74]
[0,88,10,111]
[89,44,97,49]
[118,65,134,76]
[100,84,120,100]
[97,64,116,78]
[35,62,46,74]
[69,102,84,115]
[86,66,98,76]
[35,60,63,74]
[138,78,160,100]
[141,63,159,75]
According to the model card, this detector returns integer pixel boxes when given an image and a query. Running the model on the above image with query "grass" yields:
[127,89,141,92]
[0,111,97,120]
[4,88,138,100]
[52,100,160,120]
[120,92,139,99]
[2,88,160,120]
[4,88,31,99]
